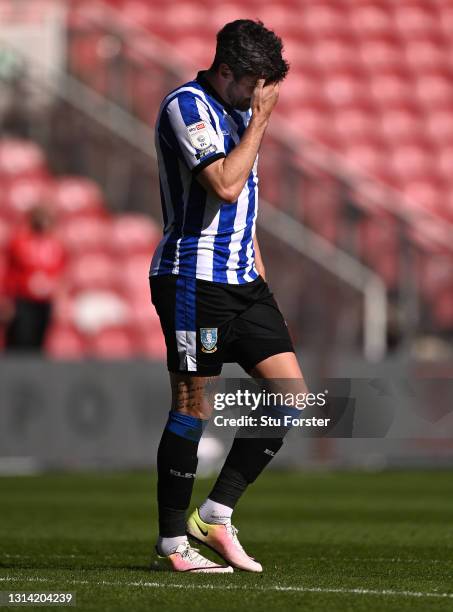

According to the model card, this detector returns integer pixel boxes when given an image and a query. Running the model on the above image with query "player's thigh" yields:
[229,295,294,375]
[169,372,218,419]
[230,295,308,395]
[250,351,304,379]
[250,352,309,396]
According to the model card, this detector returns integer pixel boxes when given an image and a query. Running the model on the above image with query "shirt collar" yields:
[196,70,234,114]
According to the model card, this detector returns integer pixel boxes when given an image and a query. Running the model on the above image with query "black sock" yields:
[157,411,207,537]
[208,437,284,509]
[208,404,300,509]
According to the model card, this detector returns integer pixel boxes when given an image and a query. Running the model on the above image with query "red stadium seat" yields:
[287,105,339,147]
[426,110,453,146]
[108,1,159,31]
[50,177,106,218]
[439,5,453,42]
[0,246,6,274]
[68,1,111,29]
[128,287,158,326]
[0,218,10,253]
[279,67,322,102]
[342,139,391,179]
[359,35,406,73]
[437,145,453,184]
[303,3,351,37]
[404,38,448,73]
[121,253,153,295]
[0,139,48,183]
[416,72,453,109]
[390,142,437,181]
[52,292,75,326]
[57,216,112,257]
[209,4,254,31]
[159,2,209,31]
[138,325,167,359]
[45,324,87,359]
[445,188,453,222]
[370,70,415,108]
[282,37,316,72]
[312,36,360,73]
[253,5,301,36]
[379,106,425,145]
[323,69,369,107]
[393,3,441,40]
[89,325,136,358]
[278,70,326,112]
[239,0,296,7]
[66,254,118,293]
[71,288,130,335]
[166,35,213,66]
[5,177,53,219]
[110,213,161,256]
[350,3,396,38]
[334,105,380,143]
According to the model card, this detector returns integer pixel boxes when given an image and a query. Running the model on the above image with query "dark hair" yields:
[212,19,289,83]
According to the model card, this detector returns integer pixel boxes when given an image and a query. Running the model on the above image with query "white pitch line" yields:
[0,576,452,600]
[0,554,448,565]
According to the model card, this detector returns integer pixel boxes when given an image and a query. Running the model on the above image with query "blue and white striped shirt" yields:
[150,71,259,285]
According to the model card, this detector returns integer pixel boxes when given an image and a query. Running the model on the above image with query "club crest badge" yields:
[200,328,218,353]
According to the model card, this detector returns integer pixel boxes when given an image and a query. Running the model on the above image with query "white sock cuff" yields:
[199,498,233,524]
[157,535,188,556]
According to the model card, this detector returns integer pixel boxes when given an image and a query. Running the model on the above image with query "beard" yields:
[226,81,251,111]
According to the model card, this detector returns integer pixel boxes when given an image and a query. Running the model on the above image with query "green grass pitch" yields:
[1,470,452,611]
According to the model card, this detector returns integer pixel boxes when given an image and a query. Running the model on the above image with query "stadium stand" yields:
[0,137,165,358]
[65,1,453,271]
[1,0,453,355]
[88,0,453,207]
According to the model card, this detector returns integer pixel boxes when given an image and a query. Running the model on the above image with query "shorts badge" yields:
[200,328,218,353]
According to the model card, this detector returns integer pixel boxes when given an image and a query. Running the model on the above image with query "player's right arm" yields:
[197,80,279,203]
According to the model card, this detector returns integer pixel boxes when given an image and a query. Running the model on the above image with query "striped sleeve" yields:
[164,92,226,174]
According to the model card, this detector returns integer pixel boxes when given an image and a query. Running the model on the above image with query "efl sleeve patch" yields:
[187,121,213,150]
[166,95,225,171]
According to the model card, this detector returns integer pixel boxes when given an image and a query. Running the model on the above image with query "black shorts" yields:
[150,274,295,376]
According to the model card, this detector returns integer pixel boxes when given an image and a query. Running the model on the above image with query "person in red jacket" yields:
[2,205,65,351]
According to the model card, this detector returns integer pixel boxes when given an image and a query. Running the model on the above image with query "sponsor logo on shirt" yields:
[195,144,217,160]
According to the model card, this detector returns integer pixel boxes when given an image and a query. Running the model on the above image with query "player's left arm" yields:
[253,233,266,280]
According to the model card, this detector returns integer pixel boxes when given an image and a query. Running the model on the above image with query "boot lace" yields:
[225,522,245,553]
[180,542,213,567]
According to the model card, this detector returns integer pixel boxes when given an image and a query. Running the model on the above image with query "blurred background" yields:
[0,0,452,472]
